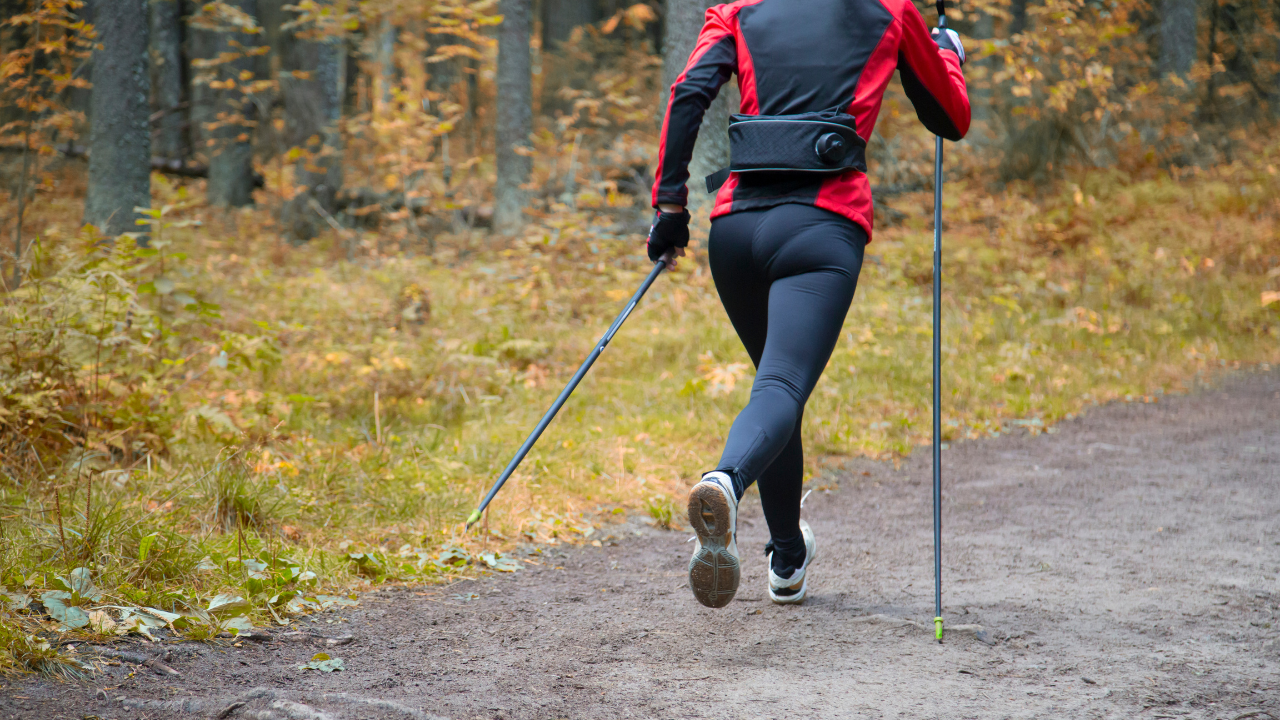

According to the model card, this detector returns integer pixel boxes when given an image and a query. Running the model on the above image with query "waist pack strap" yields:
[705,168,732,194]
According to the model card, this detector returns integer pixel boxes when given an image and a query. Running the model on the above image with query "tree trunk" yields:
[968,11,994,142]
[280,3,345,241]
[205,0,260,207]
[376,15,396,111]
[661,0,734,217]
[1159,0,1197,79]
[149,0,186,159]
[1009,0,1028,36]
[342,42,359,115]
[494,0,533,233]
[465,49,480,157]
[1201,0,1218,120]
[258,0,286,56]
[85,0,151,239]
[542,0,594,50]
[425,27,460,105]
[187,1,215,167]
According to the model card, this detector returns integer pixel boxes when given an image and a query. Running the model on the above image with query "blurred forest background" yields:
[1,0,1279,668]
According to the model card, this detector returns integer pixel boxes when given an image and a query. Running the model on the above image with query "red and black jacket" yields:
[652,0,970,239]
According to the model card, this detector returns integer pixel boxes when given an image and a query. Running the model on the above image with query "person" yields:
[647,0,970,608]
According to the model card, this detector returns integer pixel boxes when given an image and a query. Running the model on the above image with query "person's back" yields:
[653,0,969,236]
[646,0,970,610]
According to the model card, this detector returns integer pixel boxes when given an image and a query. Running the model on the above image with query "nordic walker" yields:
[647,0,971,608]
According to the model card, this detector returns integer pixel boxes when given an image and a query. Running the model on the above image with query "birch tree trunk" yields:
[85,0,152,239]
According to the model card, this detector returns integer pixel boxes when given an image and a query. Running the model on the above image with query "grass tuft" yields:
[0,619,87,679]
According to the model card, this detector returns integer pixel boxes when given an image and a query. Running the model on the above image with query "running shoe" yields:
[686,471,739,608]
[767,519,816,604]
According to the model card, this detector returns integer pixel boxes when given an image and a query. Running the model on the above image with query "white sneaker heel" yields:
[767,519,816,604]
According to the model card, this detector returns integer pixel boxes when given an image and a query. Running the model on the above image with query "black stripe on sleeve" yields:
[656,35,737,206]
[898,55,962,141]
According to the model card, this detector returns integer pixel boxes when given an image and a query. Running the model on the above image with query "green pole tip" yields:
[465,509,482,529]
[934,616,944,642]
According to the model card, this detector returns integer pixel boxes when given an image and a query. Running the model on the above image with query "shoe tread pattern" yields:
[687,483,739,608]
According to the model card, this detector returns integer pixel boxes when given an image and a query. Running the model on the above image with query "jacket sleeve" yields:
[896,2,970,141]
[652,9,737,208]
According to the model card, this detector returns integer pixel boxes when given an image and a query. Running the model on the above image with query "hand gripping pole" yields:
[465,254,672,530]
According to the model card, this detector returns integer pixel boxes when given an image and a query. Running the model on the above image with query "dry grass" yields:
[1,146,1278,667]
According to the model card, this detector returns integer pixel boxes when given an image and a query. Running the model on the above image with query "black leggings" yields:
[708,203,866,546]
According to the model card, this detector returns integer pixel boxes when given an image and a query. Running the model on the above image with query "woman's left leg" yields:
[714,204,866,579]
[715,265,859,522]
[688,203,865,608]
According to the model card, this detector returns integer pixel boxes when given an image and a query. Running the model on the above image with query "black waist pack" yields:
[706,110,867,193]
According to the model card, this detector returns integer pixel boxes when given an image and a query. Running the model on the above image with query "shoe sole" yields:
[768,578,807,604]
[687,482,739,609]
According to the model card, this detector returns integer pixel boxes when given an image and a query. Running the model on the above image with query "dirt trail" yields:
[5,371,1279,720]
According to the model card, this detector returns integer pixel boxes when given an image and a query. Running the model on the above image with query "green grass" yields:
[1,161,1278,670]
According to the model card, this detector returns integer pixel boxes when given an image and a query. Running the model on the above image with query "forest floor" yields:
[2,369,1277,720]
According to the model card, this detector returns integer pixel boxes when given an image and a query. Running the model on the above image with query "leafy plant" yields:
[645,495,676,530]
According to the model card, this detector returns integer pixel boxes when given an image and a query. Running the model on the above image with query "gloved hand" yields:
[932,28,965,66]
[646,208,690,263]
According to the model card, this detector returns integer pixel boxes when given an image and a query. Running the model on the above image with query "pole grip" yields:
[936,0,947,27]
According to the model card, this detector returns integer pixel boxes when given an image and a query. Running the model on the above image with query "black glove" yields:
[932,28,966,66]
[646,208,690,262]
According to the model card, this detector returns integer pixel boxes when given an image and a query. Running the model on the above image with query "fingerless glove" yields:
[646,209,690,262]
[933,28,965,65]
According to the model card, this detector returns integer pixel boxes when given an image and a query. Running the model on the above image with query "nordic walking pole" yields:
[932,0,947,643]
[465,250,675,531]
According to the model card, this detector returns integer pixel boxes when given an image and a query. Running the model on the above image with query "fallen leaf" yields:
[480,552,522,572]
[207,594,250,617]
[40,591,89,629]
[298,652,345,672]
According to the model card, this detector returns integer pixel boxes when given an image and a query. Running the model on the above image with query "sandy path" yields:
[4,371,1278,720]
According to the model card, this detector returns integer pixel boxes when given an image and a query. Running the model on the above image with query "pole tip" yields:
[464,508,482,530]
[934,616,944,642]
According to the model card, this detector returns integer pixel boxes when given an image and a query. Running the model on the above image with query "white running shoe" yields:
[686,471,740,608]
[767,519,816,605]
